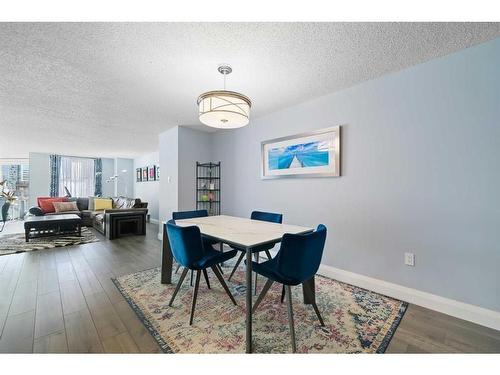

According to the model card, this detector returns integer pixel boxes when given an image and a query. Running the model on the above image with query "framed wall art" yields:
[261,126,340,179]
[149,165,156,181]
[142,167,148,181]
[136,168,142,182]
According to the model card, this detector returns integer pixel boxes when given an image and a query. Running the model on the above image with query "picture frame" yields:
[261,126,341,179]
[136,168,142,182]
[149,165,156,181]
[155,166,160,181]
[142,167,148,181]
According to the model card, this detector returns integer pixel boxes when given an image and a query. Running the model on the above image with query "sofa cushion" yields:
[112,196,140,209]
[38,197,69,213]
[94,198,113,210]
[53,201,79,213]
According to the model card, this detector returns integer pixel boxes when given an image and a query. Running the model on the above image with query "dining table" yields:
[161,214,314,353]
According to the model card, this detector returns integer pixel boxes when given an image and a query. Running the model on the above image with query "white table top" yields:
[168,215,314,248]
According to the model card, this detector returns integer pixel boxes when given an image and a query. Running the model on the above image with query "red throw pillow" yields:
[38,197,68,213]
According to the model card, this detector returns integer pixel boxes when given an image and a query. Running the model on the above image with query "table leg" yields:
[161,223,173,284]
[245,246,253,353]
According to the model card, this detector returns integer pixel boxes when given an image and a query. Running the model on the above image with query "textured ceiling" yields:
[0,22,499,158]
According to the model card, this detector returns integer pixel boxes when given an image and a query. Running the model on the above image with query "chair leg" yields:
[202,269,211,289]
[217,263,224,274]
[252,278,274,313]
[285,285,297,353]
[265,250,272,260]
[280,284,285,303]
[311,302,325,327]
[168,267,189,307]
[189,270,201,325]
[228,251,245,281]
[190,270,194,286]
[174,264,181,274]
[211,265,237,305]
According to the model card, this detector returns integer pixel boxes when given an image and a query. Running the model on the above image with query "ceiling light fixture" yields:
[197,65,252,129]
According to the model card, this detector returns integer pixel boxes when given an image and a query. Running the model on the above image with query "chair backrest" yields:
[172,209,208,220]
[251,211,283,224]
[166,219,205,268]
[275,224,327,285]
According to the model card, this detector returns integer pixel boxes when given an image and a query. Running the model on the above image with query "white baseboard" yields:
[318,264,500,332]
[157,232,162,241]
[150,218,159,224]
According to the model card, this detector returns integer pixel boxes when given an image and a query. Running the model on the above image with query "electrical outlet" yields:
[404,252,415,266]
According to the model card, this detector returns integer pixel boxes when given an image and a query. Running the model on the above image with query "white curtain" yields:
[59,157,95,197]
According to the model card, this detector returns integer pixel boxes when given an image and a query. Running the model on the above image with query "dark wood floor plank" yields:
[33,330,68,353]
[34,290,64,339]
[84,291,127,340]
[59,280,88,315]
[9,279,38,316]
[113,300,162,353]
[101,331,140,353]
[0,310,35,353]
[64,308,103,353]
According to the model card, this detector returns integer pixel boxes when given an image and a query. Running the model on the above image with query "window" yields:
[59,157,95,197]
[0,159,29,219]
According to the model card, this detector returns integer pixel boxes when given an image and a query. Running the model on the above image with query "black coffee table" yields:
[24,214,82,242]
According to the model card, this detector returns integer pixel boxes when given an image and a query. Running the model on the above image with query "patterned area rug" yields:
[0,227,98,256]
[113,265,407,353]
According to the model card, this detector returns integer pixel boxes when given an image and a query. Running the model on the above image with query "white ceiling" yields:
[0,22,499,159]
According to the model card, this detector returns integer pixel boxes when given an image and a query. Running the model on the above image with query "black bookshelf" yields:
[196,162,220,216]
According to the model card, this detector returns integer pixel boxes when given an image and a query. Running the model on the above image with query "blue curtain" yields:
[49,154,61,197]
[94,158,102,197]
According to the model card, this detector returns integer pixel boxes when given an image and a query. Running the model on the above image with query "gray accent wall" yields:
[178,127,214,212]
[211,38,500,311]
[134,151,159,221]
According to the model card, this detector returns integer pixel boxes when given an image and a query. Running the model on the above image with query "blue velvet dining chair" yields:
[172,210,223,285]
[166,220,238,325]
[227,211,283,294]
[251,224,327,352]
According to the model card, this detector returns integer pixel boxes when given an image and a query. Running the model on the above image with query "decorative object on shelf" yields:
[155,166,160,181]
[196,162,220,216]
[1,180,18,232]
[149,165,156,181]
[136,168,142,182]
[142,167,148,181]
[261,126,341,179]
[197,65,251,129]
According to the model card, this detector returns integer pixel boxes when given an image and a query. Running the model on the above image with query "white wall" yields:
[211,38,500,312]
[28,152,50,206]
[134,151,159,222]
[101,158,115,197]
[159,127,179,232]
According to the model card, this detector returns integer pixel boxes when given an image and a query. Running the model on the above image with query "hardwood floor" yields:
[0,223,499,353]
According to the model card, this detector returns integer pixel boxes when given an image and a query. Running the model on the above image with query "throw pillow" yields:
[53,201,79,213]
[38,197,69,213]
[94,198,113,210]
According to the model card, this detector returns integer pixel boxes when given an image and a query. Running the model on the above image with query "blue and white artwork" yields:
[261,126,340,178]
[268,141,330,170]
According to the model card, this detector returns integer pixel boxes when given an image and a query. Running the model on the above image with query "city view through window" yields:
[0,160,30,220]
